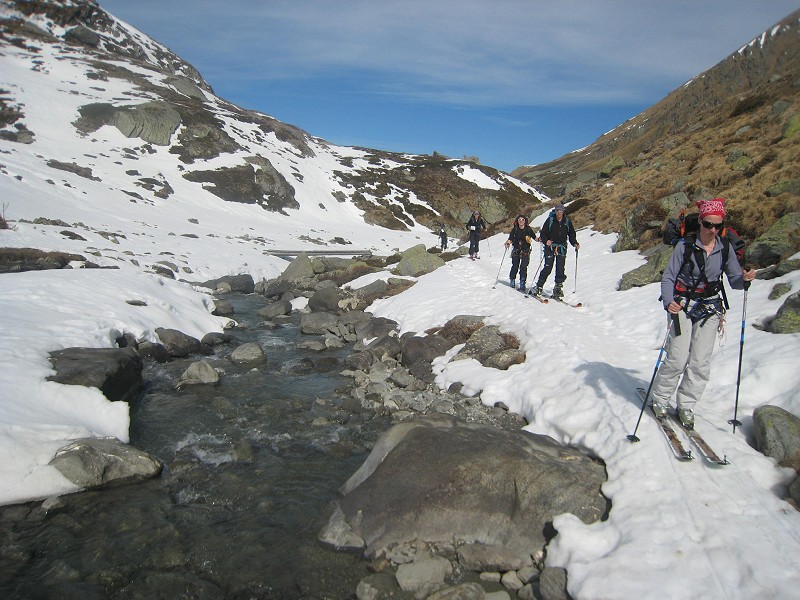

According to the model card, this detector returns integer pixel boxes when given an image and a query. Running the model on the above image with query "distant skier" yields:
[504,214,537,291]
[531,203,579,300]
[439,226,448,251]
[466,210,486,259]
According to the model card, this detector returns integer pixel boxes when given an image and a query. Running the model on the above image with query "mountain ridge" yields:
[512,9,800,255]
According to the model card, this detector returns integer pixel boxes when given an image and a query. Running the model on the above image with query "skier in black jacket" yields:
[531,203,579,300]
[504,214,537,291]
[465,211,486,259]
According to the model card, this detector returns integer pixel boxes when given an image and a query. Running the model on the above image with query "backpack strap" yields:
[677,235,730,309]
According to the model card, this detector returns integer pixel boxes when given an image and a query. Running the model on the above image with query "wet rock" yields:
[137,340,171,362]
[201,331,232,346]
[297,338,329,352]
[427,582,487,600]
[395,554,452,595]
[200,274,255,293]
[49,437,163,488]
[212,299,234,316]
[301,311,339,335]
[230,342,266,365]
[178,360,220,387]
[356,572,411,600]
[155,327,209,358]
[257,277,294,297]
[257,299,292,319]
[47,347,143,402]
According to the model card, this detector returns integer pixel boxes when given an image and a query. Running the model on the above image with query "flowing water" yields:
[0,293,391,599]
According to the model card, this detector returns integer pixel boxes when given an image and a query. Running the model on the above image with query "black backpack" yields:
[663,210,746,262]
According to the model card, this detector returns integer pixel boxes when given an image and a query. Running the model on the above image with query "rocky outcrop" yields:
[767,291,800,334]
[74,101,182,146]
[0,247,91,274]
[395,244,446,277]
[754,405,800,471]
[753,405,800,506]
[745,213,800,268]
[617,245,672,290]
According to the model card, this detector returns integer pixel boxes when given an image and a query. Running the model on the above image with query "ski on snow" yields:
[636,388,693,461]
[548,296,583,308]
[670,413,729,465]
[525,290,581,307]
[635,388,728,465]
[525,290,549,303]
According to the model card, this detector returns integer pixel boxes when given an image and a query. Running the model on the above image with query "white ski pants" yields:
[650,310,720,412]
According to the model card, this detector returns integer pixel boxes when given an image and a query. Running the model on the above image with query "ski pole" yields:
[528,243,545,294]
[728,280,751,433]
[573,247,579,293]
[492,246,508,289]
[627,315,674,442]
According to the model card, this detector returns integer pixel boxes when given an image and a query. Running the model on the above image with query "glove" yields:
[525,235,532,244]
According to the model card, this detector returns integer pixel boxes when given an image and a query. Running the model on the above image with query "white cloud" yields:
[100,0,800,106]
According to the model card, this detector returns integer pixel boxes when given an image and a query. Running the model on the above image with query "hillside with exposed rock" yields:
[513,9,800,266]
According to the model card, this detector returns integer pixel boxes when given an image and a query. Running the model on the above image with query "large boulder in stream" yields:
[49,437,163,488]
[319,416,607,571]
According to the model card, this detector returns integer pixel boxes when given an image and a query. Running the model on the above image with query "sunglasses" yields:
[701,220,724,230]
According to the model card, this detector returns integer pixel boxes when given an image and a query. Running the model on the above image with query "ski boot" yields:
[518,280,526,292]
[677,407,695,430]
[510,279,516,288]
[553,284,564,301]
[530,284,543,297]
[651,401,669,420]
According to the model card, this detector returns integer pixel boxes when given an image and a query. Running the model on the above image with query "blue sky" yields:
[99,1,799,173]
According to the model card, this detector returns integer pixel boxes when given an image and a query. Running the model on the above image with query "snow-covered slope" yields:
[0,0,544,284]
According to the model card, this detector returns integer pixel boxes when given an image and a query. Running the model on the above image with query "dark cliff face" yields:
[512,9,800,248]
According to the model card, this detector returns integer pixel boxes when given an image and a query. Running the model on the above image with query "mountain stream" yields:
[0,292,390,599]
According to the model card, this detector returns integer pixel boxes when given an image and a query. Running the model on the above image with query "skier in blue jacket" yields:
[531,203,579,300]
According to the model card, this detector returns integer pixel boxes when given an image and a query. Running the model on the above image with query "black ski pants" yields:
[536,245,567,287]
[509,249,530,283]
